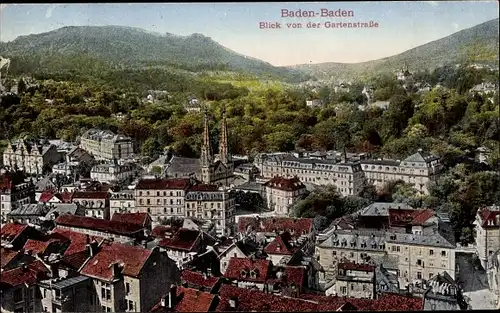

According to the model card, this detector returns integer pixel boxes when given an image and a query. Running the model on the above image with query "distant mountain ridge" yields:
[290,18,499,80]
[0,25,308,82]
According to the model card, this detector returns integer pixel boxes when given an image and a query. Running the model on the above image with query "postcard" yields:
[0,2,499,312]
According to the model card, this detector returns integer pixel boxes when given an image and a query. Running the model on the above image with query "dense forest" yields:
[0,59,498,245]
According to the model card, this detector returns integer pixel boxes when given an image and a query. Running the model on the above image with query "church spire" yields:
[200,108,213,166]
[219,104,229,164]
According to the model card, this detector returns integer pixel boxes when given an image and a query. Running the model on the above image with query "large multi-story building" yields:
[264,176,307,215]
[110,190,135,217]
[79,129,134,161]
[0,171,36,223]
[474,205,500,269]
[72,190,110,220]
[134,178,193,223]
[360,149,442,195]
[184,184,235,237]
[335,262,376,299]
[90,161,136,183]
[254,153,365,197]
[2,139,61,175]
[315,207,456,290]
[79,240,180,312]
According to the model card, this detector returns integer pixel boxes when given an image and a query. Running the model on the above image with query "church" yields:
[164,105,234,187]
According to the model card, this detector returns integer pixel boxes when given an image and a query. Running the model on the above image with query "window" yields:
[126,282,130,294]
[14,288,23,302]
[350,285,354,290]
[429,249,434,256]
[362,285,367,291]
[128,300,134,311]
[417,272,422,279]
[417,259,422,266]
[429,273,434,279]
[441,251,446,257]
[341,286,347,294]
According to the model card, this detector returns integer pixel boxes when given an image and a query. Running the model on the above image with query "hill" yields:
[0,25,308,83]
[291,18,499,80]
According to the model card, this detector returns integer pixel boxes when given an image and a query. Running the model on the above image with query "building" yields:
[264,176,307,215]
[224,257,271,291]
[335,262,376,299]
[474,205,500,269]
[79,129,134,161]
[184,184,236,237]
[90,161,136,184]
[254,153,365,197]
[306,99,323,107]
[72,190,110,220]
[38,275,93,313]
[7,203,50,225]
[487,249,500,309]
[2,139,61,175]
[0,171,36,223]
[360,149,442,195]
[0,261,50,313]
[54,214,147,244]
[110,190,136,216]
[422,272,467,310]
[111,212,152,232]
[135,178,193,223]
[79,240,181,312]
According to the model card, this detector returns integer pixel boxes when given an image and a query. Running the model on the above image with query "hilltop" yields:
[0,25,308,83]
[291,18,499,80]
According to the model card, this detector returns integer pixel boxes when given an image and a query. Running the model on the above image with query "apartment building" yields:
[0,171,36,223]
[72,191,110,220]
[0,261,50,313]
[360,149,442,195]
[184,184,235,237]
[79,129,134,161]
[39,275,93,313]
[2,139,61,175]
[110,190,135,217]
[264,176,307,215]
[335,262,376,299]
[134,178,193,223]
[79,241,181,312]
[254,153,365,197]
[474,205,500,269]
[90,162,136,183]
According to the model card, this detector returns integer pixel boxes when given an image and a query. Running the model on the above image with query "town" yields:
[0,4,499,312]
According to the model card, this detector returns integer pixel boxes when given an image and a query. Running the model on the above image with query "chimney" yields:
[111,263,123,278]
[86,241,98,257]
[85,234,91,244]
[168,285,177,308]
[229,297,238,309]
[21,263,28,271]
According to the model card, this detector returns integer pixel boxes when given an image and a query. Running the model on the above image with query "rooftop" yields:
[237,217,313,237]
[0,260,50,289]
[111,212,151,227]
[136,178,192,190]
[158,228,202,252]
[55,214,145,236]
[224,257,271,283]
[80,241,152,281]
[264,176,305,192]
[181,270,221,292]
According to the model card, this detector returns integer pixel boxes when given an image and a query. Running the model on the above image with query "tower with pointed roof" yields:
[200,108,214,184]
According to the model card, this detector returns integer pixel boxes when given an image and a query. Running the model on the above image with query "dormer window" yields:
[276,244,281,252]
[240,270,247,278]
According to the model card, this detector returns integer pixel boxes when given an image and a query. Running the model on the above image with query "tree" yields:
[141,138,163,159]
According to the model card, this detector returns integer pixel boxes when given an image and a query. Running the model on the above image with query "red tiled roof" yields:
[372,293,424,311]
[283,266,306,287]
[388,208,435,227]
[51,227,103,256]
[111,212,151,227]
[80,241,152,281]
[152,225,180,239]
[60,250,90,270]
[263,232,296,255]
[23,238,65,256]
[477,207,500,228]
[216,284,331,312]
[39,189,57,203]
[181,270,221,291]
[224,258,270,283]
[0,260,50,288]
[1,223,29,242]
[338,262,376,272]
[136,178,192,190]
[237,217,313,237]
[55,214,144,236]
[187,184,219,192]
[150,287,217,313]
[158,228,200,252]
[72,191,109,199]
[264,176,305,192]
[0,247,21,268]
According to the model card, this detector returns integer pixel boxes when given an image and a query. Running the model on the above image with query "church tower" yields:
[200,108,213,183]
[219,104,229,165]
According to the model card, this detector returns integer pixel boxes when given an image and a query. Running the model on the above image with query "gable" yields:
[220,244,246,259]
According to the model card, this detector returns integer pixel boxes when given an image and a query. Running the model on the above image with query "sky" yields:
[0,2,498,66]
